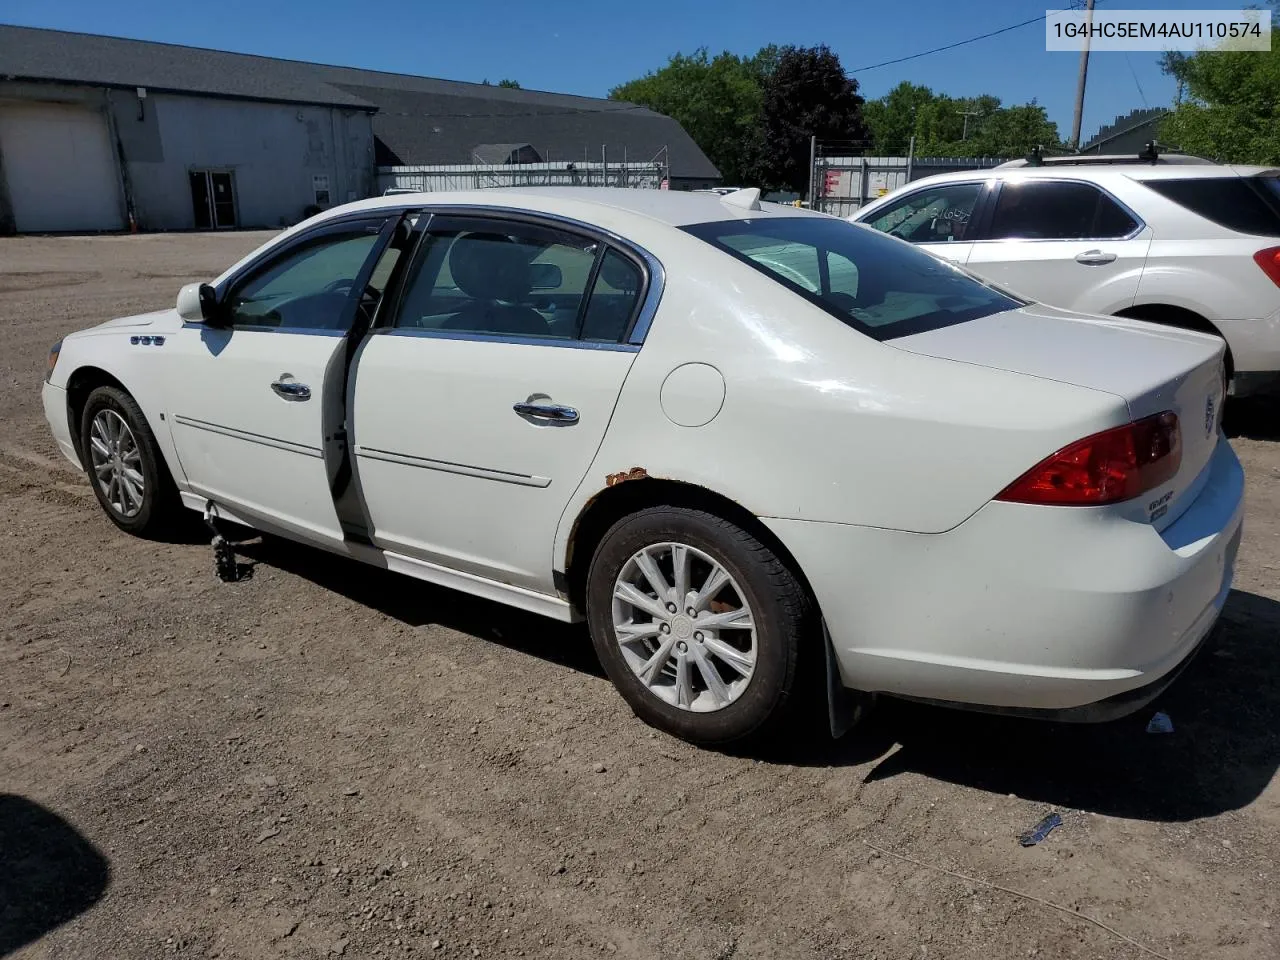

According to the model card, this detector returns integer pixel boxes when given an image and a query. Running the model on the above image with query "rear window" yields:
[681,216,1023,340]
[1143,176,1280,236]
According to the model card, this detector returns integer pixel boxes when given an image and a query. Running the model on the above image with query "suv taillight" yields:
[996,412,1181,506]
[1253,246,1280,287]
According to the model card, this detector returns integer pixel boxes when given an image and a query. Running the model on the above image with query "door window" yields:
[224,230,382,330]
[988,180,1138,240]
[394,219,643,342]
[864,183,983,243]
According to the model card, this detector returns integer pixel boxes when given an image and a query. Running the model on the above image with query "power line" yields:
[850,1,1098,73]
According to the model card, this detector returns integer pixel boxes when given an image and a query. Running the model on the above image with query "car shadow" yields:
[1224,393,1280,441]
[0,794,110,957]
[775,589,1280,822]
[235,536,1280,822]
[237,536,605,679]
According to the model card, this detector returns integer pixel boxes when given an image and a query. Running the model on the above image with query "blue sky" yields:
[1,1,1266,143]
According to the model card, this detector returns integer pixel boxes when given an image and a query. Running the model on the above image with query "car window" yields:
[987,181,1138,241]
[579,249,644,342]
[395,222,600,339]
[1143,176,1280,237]
[226,231,381,330]
[863,183,983,243]
[683,216,1023,341]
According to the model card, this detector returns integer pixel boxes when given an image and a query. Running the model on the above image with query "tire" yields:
[79,385,182,538]
[585,506,811,744]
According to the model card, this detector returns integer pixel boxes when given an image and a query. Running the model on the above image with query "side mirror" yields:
[529,263,562,291]
[176,282,223,324]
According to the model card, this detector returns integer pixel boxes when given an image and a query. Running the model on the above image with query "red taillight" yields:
[996,412,1182,506]
[1253,246,1280,287]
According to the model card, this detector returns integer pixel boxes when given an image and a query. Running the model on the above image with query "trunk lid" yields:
[891,304,1227,530]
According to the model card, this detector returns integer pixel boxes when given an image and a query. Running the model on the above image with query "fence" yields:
[377,161,667,194]
[810,150,1010,217]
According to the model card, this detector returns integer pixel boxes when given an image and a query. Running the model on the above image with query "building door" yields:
[0,101,124,232]
[189,170,237,229]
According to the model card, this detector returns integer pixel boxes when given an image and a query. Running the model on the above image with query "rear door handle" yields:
[1075,250,1117,265]
[513,401,579,423]
[270,375,311,401]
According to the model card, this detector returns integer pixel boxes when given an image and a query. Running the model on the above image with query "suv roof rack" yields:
[997,142,1216,169]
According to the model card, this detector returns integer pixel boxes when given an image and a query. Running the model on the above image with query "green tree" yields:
[497,79,521,89]
[865,83,1058,158]
[757,45,866,192]
[1160,27,1280,163]
[609,48,766,185]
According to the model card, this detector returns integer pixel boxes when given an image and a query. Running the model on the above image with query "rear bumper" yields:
[41,381,80,468]
[765,438,1245,716]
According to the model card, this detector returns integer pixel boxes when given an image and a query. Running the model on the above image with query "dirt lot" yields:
[2,232,1278,960]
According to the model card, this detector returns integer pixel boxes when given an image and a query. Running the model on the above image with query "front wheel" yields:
[79,385,181,538]
[585,506,811,744]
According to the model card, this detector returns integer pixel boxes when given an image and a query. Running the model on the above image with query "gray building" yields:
[0,25,719,234]
[1080,108,1171,156]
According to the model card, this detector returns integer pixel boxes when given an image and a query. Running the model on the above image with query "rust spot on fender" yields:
[605,466,648,487]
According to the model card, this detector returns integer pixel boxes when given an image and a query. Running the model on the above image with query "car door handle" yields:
[270,375,311,401]
[1075,250,1117,265]
[513,401,579,423]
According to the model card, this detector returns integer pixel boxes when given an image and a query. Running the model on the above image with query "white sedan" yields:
[42,187,1244,745]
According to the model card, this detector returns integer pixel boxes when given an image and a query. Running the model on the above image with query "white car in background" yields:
[851,156,1280,395]
[42,187,1242,746]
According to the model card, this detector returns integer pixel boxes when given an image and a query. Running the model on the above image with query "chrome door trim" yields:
[354,445,551,488]
[172,415,324,457]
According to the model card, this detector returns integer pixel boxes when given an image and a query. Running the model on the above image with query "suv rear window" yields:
[681,216,1023,340]
[1143,176,1280,236]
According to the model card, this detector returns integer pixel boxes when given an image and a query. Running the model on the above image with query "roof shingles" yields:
[0,25,719,179]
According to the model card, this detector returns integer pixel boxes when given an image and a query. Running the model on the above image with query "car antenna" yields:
[1139,140,1160,164]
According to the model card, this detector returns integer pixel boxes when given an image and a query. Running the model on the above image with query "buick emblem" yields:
[1205,393,1216,437]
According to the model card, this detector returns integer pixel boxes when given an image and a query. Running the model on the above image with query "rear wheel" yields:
[79,385,181,538]
[585,506,810,744]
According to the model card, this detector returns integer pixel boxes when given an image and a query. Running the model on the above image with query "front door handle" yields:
[513,400,579,423]
[1075,250,1117,265]
[270,375,311,401]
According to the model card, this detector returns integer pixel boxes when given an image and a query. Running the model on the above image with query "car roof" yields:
[307,187,829,229]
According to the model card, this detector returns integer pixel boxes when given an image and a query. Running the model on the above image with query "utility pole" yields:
[957,110,980,140]
[1070,0,1096,150]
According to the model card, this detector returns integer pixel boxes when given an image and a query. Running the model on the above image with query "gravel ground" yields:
[2,232,1278,960]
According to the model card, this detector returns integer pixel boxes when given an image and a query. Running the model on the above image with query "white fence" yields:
[812,155,1010,216]
[377,162,666,194]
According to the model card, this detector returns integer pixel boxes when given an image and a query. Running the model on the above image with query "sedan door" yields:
[350,214,652,595]
[963,178,1152,312]
[164,215,398,545]
[856,180,989,266]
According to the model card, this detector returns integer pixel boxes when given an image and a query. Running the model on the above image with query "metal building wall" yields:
[118,94,375,229]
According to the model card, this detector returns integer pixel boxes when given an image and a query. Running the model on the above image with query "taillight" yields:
[1253,246,1280,287]
[996,412,1181,506]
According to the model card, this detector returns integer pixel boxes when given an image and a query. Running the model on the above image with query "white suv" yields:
[851,157,1280,395]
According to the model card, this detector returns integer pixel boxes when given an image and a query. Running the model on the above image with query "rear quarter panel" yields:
[553,225,1129,570]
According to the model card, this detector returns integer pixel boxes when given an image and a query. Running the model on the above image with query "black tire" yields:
[79,385,182,538]
[585,506,811,744]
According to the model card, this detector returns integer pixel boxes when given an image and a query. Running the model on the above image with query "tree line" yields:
[609,45,1060,193]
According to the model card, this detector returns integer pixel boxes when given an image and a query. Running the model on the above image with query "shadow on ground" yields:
[0,794,109,957]
[1225,393,1280,441]
[784,590,1280,822]
[239,536,604,678]
[238,535,1280,824]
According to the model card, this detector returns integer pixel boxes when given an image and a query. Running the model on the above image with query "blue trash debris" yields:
[1019,812,1063,847]
[1146,711,1174,734]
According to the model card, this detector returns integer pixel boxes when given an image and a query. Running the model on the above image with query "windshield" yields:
[681,216,1023,340]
